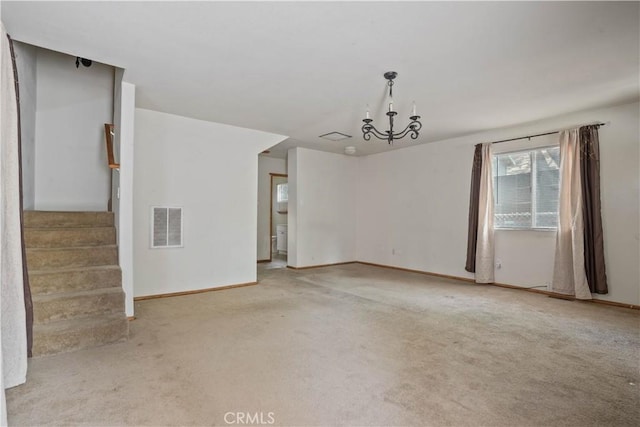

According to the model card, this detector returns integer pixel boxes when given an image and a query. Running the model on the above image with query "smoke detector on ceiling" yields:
[319,131,352,141]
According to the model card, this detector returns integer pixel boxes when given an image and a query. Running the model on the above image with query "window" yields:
[277,183,288,203]
[493,146,560,229]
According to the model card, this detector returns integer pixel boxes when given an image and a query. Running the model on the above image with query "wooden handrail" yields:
[104,123,120,169]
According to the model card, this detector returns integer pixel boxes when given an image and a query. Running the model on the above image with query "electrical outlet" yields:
[496,259,502,269]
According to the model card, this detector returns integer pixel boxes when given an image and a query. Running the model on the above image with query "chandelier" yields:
[362,71,422,144]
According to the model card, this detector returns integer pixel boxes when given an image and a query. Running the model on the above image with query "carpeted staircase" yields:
[24,211,129,356]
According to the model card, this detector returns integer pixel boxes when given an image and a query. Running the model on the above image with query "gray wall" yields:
[34,47,114,211]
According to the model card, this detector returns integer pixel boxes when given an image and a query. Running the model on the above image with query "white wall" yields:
[34,48,113,211]
[117,80,135,316]
[357,101,640,305]
[288,147,357,268]
[257,156,286,261]
[12,41,36,210]
[111,68,123,221]
[134,109,286,297]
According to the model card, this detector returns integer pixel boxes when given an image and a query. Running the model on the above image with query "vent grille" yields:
[151,207,183,248]
[319,131,352,141]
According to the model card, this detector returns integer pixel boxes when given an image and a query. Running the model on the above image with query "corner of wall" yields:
[287,148,298,267]
[118,80,135,317]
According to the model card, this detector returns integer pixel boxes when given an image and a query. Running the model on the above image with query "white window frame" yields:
[493,144,559,231]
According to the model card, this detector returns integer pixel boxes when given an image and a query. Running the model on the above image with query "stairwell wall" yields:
[116,80,135,317]
[34,48,113,211]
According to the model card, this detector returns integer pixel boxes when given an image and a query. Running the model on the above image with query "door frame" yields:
[269,173,288,262]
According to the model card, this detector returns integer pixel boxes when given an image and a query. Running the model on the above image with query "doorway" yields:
[270,173,288,267]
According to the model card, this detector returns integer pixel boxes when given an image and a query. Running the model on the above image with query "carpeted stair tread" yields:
[24,211,114,228]
[32,313,129,357]
[33,287,125,324]
[32,286,124,304]
[25,226,116,248]
[29,265,122,294]
[26,245,118,270]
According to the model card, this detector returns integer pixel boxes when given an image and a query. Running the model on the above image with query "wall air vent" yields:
[151,206,183,248]
[319,131,352,141]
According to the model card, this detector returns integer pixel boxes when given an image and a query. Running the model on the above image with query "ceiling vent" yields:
[319,131,352,141]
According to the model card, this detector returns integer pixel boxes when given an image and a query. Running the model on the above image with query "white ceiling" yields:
[2,1,638,158]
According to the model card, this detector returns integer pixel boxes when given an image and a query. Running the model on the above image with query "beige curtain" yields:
[552,129,591,300]
[1,23,29,425]
[475,143,494,283]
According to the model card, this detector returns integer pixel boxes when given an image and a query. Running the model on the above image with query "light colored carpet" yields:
[6,263,640,426]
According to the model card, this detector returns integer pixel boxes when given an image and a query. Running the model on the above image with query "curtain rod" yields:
[490,122,607,145]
